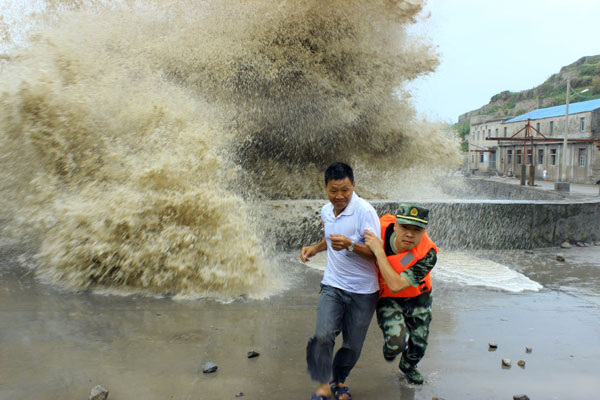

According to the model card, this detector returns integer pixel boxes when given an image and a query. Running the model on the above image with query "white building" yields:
[467,98,600,184]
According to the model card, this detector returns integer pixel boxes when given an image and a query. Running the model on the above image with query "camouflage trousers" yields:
[376,292,432,367]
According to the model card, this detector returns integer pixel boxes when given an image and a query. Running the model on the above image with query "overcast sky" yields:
[407,0,600,123]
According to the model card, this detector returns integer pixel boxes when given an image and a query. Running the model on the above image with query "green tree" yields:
[452,119,470,151]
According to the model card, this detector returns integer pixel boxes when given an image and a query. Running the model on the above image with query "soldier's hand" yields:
[364,230,384,255]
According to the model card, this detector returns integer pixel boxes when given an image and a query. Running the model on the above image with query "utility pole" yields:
[559,79,570,185]
[555,79,589,192]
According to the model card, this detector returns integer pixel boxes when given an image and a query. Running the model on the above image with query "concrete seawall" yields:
[258,179,600,250]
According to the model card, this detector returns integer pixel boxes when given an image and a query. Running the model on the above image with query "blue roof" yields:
[505,98,600,123]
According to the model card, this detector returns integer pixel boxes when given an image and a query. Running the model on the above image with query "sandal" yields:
[331,384,352,400]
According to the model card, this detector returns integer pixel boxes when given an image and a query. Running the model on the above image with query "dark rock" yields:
[556,255,565,262]
[89,385,109,400]
[488,342,497,350]
[525,347,532,353]
[517,360,526,368]
[247,350,260,358]
[513,395,530,400]
[202,362,218,373]
[525,250,534,255]
[235,393,244,398]
[501,358,511,368]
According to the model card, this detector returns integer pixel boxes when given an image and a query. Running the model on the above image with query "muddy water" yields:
[0,0,462,300]
[2,245,599,400]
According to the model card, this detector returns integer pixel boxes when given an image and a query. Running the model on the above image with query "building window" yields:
[507,150,512,164]
[480,153,484,162]
[488,129,491,137]
[580,117,585,131]
[526,149,532,165]
[538,149,544,164]
[504,127,507,137]
[550,148,557,165]
[550,121,554,133]
[536,122,541,133]
[516,150,522,164]
[578,148,586,166]
[472,155,475,163]
[495,128,498,137]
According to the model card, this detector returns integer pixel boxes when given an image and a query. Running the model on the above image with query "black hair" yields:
[324,162,354,185]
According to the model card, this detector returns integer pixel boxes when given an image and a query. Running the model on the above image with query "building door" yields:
[489,151,496,171]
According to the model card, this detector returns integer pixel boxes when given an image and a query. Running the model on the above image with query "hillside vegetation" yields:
[454,55,600,149]
[460,55,600,121]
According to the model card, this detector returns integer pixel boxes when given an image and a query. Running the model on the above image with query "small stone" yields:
[556,255,565,262]
[513,395,530,400]
[560,241,571,249]
[89,385,109,400]
[576,242,585,247]
[247,350,260,358]
[584,242,590,247]
[517,360,526,368]
[502,358,511,368]
[235,393,244,398]
[525,250,534,255]
[488,342,498,350]
[202,362,218,373]
[525,347,532,353]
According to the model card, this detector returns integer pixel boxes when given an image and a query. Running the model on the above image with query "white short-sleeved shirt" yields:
[321,192,381,294]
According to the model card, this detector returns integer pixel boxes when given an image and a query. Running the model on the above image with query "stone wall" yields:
[257,179,600,251]
[259,199,600,251]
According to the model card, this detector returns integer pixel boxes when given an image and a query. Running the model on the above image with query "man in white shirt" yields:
[301,162,381,400]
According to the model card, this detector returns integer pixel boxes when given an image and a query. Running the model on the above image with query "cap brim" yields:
[396,217,427,229]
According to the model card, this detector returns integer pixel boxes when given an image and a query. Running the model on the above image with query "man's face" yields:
[394,223,426,252]
[325,177,355,215]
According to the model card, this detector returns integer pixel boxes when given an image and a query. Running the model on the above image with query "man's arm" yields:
[329,233,376,260]
[300,237,327,263]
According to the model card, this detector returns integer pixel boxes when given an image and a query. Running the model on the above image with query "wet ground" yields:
[1,244,599,400]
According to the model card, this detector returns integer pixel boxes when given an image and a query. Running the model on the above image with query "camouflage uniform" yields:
[377,204,437,383]
[376,251,435,365]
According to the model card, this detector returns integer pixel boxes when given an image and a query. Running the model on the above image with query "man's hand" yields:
[364,230,385,257]
[301,237,327,262]
[329,234,351,251]
[300,245,317,263]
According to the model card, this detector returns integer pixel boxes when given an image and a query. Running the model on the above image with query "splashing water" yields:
[0,0,461,299]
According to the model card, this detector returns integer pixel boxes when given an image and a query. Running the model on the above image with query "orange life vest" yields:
[378,213,437,298]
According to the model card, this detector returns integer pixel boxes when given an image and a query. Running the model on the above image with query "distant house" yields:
[466,99,600,184]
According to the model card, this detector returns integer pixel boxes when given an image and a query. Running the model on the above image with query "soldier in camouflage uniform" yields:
[365,204,437,385]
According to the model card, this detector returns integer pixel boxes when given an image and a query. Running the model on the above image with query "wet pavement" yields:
[2,245,600,400]
[486,175,600,199]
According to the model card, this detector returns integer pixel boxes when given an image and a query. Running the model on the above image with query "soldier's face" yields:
[394,223,425,251]
[325,178,355,215]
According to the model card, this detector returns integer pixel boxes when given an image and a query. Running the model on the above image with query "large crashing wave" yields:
[0,0,461,298]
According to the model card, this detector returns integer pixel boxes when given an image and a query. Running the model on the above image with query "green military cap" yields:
[395,203,429,229]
